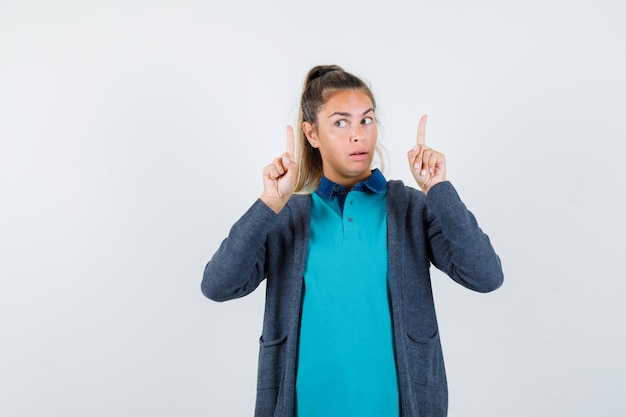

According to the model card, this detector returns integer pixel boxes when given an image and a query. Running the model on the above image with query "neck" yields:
[323,170,372,190]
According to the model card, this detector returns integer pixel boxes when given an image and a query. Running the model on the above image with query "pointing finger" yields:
[417,114,428,146]
[285,125,295,161]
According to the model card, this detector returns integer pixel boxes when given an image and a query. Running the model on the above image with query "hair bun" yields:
[309,67,340,82]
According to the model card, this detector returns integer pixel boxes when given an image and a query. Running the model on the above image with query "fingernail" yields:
[429,168,434,174]
[421,169,427,176]
[283,157,290,164]
[412,145,418,151]
[414,163,420,170]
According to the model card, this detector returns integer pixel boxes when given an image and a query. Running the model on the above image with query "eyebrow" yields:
[327,108,374,118]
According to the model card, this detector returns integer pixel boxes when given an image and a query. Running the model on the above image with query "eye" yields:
[335,120,349,128]
[361,117,373,125]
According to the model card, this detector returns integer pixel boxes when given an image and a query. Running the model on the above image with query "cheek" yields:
[368,129,378,145]
[320,131,348,146]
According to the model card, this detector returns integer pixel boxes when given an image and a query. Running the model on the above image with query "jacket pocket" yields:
[406,330,446,386]
[257,335,288,391]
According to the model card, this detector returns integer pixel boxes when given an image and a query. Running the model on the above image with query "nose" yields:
[351,124,364,142]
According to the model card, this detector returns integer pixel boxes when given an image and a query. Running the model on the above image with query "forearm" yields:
[426,182,503,292]
[201,199,279,301]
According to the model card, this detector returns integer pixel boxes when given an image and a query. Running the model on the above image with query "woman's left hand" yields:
[407,114,446,194]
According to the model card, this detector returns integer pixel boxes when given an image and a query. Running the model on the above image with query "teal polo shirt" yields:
[296,169,399,416]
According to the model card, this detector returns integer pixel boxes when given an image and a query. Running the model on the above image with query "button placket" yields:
[344,193,358,233]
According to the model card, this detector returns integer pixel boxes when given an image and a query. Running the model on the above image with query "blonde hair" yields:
[294,65,386,193]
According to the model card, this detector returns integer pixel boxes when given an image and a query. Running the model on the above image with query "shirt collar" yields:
[315,168,387,202]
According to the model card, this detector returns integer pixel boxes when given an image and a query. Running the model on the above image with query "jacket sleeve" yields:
[201,199,280,302]
[424,181,504,293]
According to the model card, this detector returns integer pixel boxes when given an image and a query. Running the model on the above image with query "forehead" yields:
[321,89,374,113]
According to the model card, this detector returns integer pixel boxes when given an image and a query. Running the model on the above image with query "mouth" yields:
[349,150,369,160]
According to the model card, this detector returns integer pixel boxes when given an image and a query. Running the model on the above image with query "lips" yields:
[349,150,369,160]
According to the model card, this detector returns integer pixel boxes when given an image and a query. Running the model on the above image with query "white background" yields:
[1,1,625,416]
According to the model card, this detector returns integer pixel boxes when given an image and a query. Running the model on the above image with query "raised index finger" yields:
[286,125,295,157]
[417,114,428,146]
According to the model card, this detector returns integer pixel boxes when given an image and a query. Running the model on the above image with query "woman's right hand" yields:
[260,125,298,213]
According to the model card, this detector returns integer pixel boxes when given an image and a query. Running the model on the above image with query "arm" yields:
[202,126,298,301]
[406,115,503,292]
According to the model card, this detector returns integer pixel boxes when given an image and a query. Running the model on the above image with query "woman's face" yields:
[303,89,378,187]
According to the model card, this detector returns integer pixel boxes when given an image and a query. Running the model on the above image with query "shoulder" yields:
[389,180,463,205]
[387,179,425,204]
[385,180,427,225]
[280,193,311,220]
[286,193,310,208]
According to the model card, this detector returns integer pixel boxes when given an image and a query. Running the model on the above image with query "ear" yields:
[302,121,319,148]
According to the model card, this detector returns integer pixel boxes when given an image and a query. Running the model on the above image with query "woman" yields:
[202,65,503,417]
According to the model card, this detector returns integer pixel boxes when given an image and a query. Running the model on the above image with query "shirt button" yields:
[347,217,353,222]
